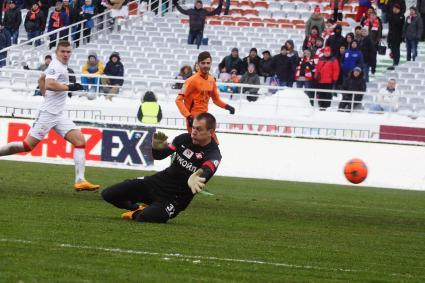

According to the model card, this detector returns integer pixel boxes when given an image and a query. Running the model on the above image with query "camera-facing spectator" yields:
[284,40,299,87]
[173,0,222,48]
[239,63,261,102]
[259,50,273,82]
[322,18,336,40]
[173,64,193,89]
[303,25,319,50]
[3,0,22,44]
[344,32,354,48]
[0,25,11,68]
[137,91,163,124]
[47,1,70,49]
[312,37,325,64]
[403,6,423,61]
[358,27,376,82]
[271,46,293,87]
[326,24,345,57]
[314,46,340,109]
[339,66,366,111]
[305,5,325,37]
[295,49,315,105]
[218,47,243,75]
[370,78,399,112]
[341,40,364,78]
[24,2,45,46]
[81,52,104,93]
[241,47,261,74]
[101,52,124,101]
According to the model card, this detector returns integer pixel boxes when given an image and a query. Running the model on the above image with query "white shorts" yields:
[29,111,78,141]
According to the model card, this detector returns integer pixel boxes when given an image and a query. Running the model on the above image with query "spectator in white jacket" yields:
[370,78,400,112]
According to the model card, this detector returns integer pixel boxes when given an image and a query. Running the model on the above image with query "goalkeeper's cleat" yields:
[74,180,100,191]
[121,204,148,220]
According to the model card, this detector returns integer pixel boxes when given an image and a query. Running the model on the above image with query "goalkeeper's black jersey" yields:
[151,133,222,197]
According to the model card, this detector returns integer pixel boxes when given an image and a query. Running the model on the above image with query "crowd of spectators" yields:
[173,2,420,112]
[0,0,127,62]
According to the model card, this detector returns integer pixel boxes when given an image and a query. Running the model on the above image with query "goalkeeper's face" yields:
[191,119,211,146]
[199,58,211,74]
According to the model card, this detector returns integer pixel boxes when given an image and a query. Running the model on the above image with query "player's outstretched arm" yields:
[173,0,189,15]
[206,0,223,16]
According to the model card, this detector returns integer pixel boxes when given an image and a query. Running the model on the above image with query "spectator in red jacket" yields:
[314,46,340,109]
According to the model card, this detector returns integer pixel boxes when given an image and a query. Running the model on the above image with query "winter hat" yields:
[353,67,362,73]
[324,46,331,53]
[393,4,401,10]
[88,52,98,61]
[334,24,342,31]
[231,47,239,52]
[250,48,258,54]
[314,5,320,13]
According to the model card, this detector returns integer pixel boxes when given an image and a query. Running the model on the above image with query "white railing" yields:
[0,0,146,67]
[0,68,420,117]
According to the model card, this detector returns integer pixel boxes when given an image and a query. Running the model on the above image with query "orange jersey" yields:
[176,71,228,118]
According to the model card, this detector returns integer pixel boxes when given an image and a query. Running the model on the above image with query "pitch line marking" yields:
[0,238,414,278]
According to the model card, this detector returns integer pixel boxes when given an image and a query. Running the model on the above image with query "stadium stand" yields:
[0,0,424,116]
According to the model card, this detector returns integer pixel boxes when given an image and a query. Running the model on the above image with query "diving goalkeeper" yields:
[101,112,222,223]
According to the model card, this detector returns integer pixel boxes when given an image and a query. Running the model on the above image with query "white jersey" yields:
[40,58,69,114]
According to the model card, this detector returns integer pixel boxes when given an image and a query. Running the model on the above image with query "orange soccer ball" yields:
[344,159,368,184]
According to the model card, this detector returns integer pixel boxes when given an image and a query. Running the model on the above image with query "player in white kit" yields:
[0,41,99,191]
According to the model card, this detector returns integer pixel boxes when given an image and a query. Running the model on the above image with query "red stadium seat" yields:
[241,9,259,16]
[223,21,236,26]
[251,22,265,27]
[253,1,268,9]
[237,21,250,27]
[209,20,222,25]
[280,23,294,28]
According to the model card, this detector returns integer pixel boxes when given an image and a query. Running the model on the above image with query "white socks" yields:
[0,141,28,156]
[74,147,86,183]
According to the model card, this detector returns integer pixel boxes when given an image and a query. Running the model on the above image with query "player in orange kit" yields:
[176,51,235,134]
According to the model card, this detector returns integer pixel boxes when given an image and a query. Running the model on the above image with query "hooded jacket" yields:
[174,1,222,32]
[259,57,273,77]
[48,8,69,31]
[82,52,104,75]
[271,53,293,82]
[103,52,124,86]
[403,15,424,40]
[342,70,366,92]
[305,13,325,36]
[24,6,45,32]
[341,45,364,74]
[326,26,345,56]
[218,54,243,74]
[241,54,261,74]
[315,55,340,84]
[359,35,376,66]
[4,6,22,31]
[387,12,405,46]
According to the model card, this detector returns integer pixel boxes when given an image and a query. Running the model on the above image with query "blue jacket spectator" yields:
[341,40,364,76]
